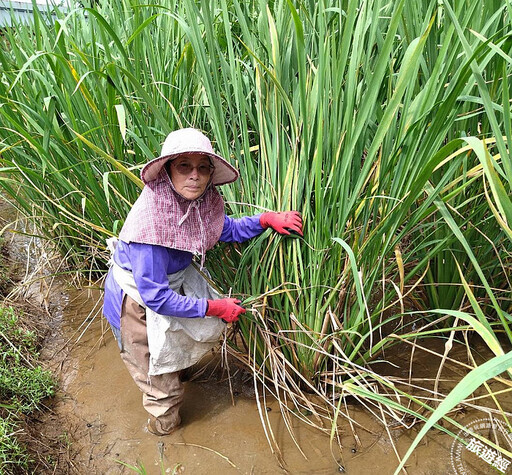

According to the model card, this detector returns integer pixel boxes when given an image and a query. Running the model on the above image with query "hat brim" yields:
[141,151,239,185]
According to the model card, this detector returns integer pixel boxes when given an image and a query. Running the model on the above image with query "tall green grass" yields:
[0,0,511,462]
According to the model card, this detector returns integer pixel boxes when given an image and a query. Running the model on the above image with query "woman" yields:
[103,128,303,436]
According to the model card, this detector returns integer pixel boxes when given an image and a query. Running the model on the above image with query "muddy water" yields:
[49,285,481,475]
[1,197,510,474]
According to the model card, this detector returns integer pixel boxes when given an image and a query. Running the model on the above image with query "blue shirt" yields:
[103,214,263,329]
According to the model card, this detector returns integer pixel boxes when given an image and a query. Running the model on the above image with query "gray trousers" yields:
[115,295,184,432]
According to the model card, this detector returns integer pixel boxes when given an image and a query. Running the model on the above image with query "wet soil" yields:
[2,196,511,474]
[38,289,443,475]
[49,287,512,475]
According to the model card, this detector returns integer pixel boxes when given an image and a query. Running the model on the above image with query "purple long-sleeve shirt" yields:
[103,214,263,329]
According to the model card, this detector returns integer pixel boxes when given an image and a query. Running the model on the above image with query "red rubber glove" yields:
[259,211,303,236]
[206,298,246,323]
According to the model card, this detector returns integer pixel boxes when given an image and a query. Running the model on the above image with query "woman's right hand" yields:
[206,298,246,323]
[259,211,303,236]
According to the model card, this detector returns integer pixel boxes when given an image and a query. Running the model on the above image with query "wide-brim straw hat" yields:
[141,128,239,185]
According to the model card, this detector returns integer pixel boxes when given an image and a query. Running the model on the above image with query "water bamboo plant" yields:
[0,0,511,466]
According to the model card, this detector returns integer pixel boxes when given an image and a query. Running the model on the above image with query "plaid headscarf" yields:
[118,169,225,262]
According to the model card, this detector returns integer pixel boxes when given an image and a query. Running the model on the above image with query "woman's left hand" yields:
[260,211,303,236]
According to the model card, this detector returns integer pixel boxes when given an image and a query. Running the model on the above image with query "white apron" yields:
[108,238,225,375]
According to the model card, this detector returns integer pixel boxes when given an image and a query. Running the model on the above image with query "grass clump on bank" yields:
[0,416,30,474]
[0,304,55,473]
[0,306,55,412]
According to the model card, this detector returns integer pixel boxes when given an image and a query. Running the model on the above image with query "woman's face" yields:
[168,154,214,200]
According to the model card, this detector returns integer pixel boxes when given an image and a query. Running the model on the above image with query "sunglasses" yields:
[170,161,214,177]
